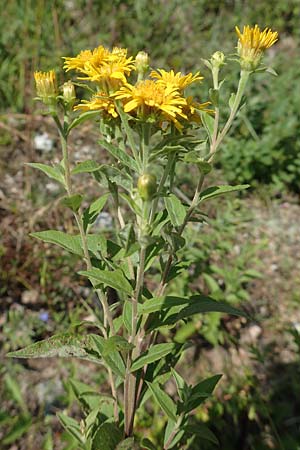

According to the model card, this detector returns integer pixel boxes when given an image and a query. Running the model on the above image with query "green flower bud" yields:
[135,51,150,80]
[62,80,76,107]
[137,173,157,201]
[211,51,225,68]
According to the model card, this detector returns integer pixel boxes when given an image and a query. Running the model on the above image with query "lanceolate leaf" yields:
[183,374,222,413]
[142,295,247,330]
[7,333,101,363]
[79,268,133,295]
[146,382,177,422]
[186,424,219,445]
[200,111,215,142]
[27,162,65,185]
[99,139,139,172]
[116,438,136,450]
[164,194,186,227]
[68,110,100,132]
[92,422,122,450]
[72,160,102,175]
[131,343,175,372]
[61,194,83,212]
[91,335,126,378]
[30,230,83,256]
[57,413,84,444]
[199,184,250,203]
[83,193,110,231]
[175,297,247,321]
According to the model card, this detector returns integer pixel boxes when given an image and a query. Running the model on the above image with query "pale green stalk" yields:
[57,119,118,422]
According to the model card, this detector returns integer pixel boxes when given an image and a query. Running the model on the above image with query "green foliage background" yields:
[1,0,299,191]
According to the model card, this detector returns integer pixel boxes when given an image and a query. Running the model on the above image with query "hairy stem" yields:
[58,123,118,421]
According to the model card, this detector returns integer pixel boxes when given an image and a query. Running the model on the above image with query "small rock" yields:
[45,182,60,193]
[94,211,113,229]
[241,324,262,345]
[21,289,39,304]
[34,132,54,152]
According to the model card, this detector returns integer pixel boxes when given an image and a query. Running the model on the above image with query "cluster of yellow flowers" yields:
[34,25,278,128]
[63,44,207,129]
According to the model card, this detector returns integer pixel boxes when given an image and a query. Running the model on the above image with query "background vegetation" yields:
[1,1,299,449]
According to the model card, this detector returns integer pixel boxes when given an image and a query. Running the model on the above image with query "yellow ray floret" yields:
[63,46,110,72]
[182,97,212,124]
[63,45,134,90]
[235,25,278,69]
[114,80,187,128]
[34,70,57,98]
[74,93,118,118]
[151,69,203,91]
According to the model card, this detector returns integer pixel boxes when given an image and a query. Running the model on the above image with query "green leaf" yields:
[146,382,177,422]
[176,297,247,322]
[185,424,219,445]
[2,415,32,445]
[103,336,134,355]
[143,295,247,330]
[61,194,83,212]
[123,300,132,333]
[99,139,139,172]
[30,230,83,256]
[72,160,103,175]
[79,268,133,295]
[68,111,100,132]
[184,374,222,413]
[139,295,200,314]
[131,343,175,372]
[7,332,101,363]
[140,438,156,450]
[164,194,186,227]
[83,193,109,232]
[200,111,215,141]
[4,373,28,413]
[92,422,122,450]
[91,335,126,378]
[164,418,185,449]
[116,438,137,449]
[199,184,250,203]
[266,67,278,76]
[171,368,188,402]
[57,413,84,444]
[68,378,114,415]
[229,92,236,110]
[27,162,65,185]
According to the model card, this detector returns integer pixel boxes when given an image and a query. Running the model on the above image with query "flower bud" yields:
[135,51,150,79]
[34,70,57,105]
[62,80,76,107]
[211,51,225,68]
[137,173,157,201]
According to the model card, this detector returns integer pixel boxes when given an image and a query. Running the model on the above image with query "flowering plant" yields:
[9,25,278,449]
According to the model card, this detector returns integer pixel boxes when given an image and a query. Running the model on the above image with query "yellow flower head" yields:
[63,45,134,92]
[114,79,187,129]
[74,93,118,118]
[63,49,93,72]
[182,97,212,124]
[150,69,203,91]
[34,70,57,102]
[235,25,278,70]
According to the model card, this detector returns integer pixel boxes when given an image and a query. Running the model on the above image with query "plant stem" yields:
[156,172,205,297]
[116,103,142,172]
[57,121,118,421]
[209,69,250,161]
